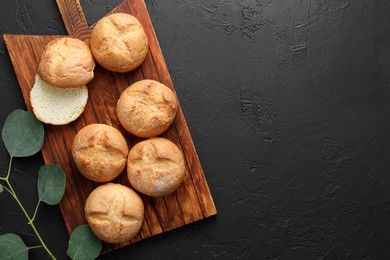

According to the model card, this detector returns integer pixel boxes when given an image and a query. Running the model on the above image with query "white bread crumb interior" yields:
[30,74,88,125]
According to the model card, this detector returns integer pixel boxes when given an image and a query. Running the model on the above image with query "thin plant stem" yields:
[3,157,56,260]
[31,199,42,223]
[0,156,13,181]
[6,156,13,179]
[29,245,43,250]
[1,184,13,195]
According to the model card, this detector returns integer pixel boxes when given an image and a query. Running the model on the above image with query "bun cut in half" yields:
[30,74,88,125]
[91,13,148,73]
[38,37,95,88]
[85,183,144,244]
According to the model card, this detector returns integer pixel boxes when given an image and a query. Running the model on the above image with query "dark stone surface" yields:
[1,0,390,259]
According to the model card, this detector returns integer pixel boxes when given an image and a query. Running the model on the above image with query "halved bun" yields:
[30,74,88,125]
[38,37,95,88]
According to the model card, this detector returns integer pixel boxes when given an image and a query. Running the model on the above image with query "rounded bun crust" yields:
[71,124,128,182]
[91,13,148,72]
[127,137,185,197]
[116,79,178,138]
[38,37,95,88]
[84,183,144,243]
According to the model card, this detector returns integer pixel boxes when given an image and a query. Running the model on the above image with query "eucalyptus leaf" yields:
[2,109,44,157]
[67,224,102,260]
[0,233,29,260]
[38,164,66,205]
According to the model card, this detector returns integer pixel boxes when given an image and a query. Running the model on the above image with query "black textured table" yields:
[1,1,390,259]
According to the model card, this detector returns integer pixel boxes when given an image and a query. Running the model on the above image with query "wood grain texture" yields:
[4,0,216,254]
[56,0,90,40]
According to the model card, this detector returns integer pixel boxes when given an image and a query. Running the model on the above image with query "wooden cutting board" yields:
[4,0,216,253]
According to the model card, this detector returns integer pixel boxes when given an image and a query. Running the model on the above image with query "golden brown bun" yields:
[91,13,148,73]
[116,79,178,138]
[127,137,185,196]
[38,37,95,88]
[85,183,144,243]
[71,124,128,182]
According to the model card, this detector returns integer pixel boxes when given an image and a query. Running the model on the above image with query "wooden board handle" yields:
[56,0,91,40]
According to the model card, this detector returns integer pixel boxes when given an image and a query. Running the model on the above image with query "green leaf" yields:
[38,164,66,205]
[0,184,3,193]
[67,224,102,260]
[2,109,44,157]
[0,233,29,260]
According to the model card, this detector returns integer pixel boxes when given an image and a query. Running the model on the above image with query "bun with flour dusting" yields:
[38,37,95,89]
[85,183,144,243]
[91,13,148,73]
[116,79,178,138]
[71,124,128,182]
[127,137,185,197]
[31,37,94,125]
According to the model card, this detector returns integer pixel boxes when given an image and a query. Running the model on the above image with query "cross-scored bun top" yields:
[91,13,148,73]
[84,183,144,244]
[127,137,186,197]
[38,37,95,88]
[71,124,129,182]
[116,79,178,138]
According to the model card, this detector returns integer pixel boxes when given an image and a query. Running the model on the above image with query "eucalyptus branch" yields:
[0,109,57,259]
[3,156,56,259]
[1,109,102,260]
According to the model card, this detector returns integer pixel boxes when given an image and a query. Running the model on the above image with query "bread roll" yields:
[85,183,144,243]
[38,37,95,88]
[30,74,88,125]
[127,137,185,196]
[91,13,148,73]
[71,124,128,182]
[116,79,178,138]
